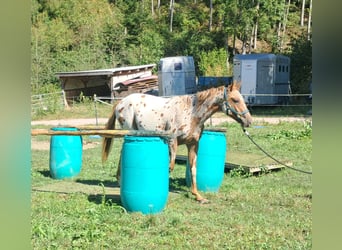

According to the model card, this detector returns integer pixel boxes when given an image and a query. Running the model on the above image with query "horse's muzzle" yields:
[243,116,252,127]
[241,112,252,127]
[232,110,252,128]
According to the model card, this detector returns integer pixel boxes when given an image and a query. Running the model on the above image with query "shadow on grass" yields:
[74,176,188,206]
[76,179,121,205]
[76,179,119,188]
[38,170,51,178]
[169,177,187,194]
[87,193,122,205]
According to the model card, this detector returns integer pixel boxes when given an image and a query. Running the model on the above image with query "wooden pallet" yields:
[224,161,286,174]
[175,155,286,174]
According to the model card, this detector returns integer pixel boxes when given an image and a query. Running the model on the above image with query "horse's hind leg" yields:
[116,149,122,186]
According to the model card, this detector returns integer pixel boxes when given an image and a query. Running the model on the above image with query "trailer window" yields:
[174,63,182,70]
[279,65,281,72]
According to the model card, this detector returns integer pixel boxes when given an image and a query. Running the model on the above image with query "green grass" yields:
[32,99,114,121]
[31,119,312,249]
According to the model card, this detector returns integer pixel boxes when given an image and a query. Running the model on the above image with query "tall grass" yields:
[31,119,312,249]
[31,92,114,121]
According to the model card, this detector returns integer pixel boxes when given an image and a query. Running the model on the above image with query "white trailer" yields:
[158,56,197,96]
[233,54,291,105]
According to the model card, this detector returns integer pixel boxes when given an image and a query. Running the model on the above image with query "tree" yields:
[209,0,213,31]
[198,48,230,76]
[278,0,291,52]
[251,0,260,51]
[169,0,174,32]
[300,0,305,26]
[307,0,312,40]
[286,34,312,93]
[31,0,125,88]
[31,0,312,95]
[127,28,165,65]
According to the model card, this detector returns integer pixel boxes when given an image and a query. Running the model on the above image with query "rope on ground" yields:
[243,128,312,175]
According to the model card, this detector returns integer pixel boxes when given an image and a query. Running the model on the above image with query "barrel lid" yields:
[124,135,167,143]
[51,127,79,131]
[204,127,227,133]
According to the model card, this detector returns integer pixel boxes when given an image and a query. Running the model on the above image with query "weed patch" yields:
[266,122,312,140]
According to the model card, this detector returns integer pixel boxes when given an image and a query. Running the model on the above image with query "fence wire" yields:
[31,91,65,115]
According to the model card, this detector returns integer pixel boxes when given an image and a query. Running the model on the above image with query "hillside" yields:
[31,0,312,94]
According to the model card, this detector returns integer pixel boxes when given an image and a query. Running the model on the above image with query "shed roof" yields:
[56,64,156,78]
[121,75,158,86]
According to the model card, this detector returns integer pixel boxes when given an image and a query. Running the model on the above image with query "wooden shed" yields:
[56,64,156,106]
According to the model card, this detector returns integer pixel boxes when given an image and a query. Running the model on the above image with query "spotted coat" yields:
[102,83,252,202]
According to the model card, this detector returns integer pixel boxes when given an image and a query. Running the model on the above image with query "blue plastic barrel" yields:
[120,136,169,214]
[49,127,83,179]
[186,130,227,192]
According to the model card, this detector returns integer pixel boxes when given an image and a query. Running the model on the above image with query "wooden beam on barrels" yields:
[31,129,172,138]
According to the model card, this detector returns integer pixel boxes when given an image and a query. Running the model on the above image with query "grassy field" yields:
[31,103,312,249]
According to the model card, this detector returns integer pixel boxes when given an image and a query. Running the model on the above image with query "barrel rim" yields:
[202,130,226,136]
[203,127,227,133]
[124,135,167,142]
[51,127,79,131]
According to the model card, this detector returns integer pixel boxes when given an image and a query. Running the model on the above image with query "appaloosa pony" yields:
[102,82,252,203]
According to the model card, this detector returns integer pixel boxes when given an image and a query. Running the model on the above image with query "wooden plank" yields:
[32,182,120,197]
[175,155,286,174]
[31,129,172,138]
[225,162,286,174]
[175,155,188,163]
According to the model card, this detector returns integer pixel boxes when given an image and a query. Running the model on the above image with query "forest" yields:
[31,0,312,94]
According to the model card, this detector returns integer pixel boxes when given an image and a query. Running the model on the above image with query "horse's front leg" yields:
[187,143,209,204]
[168,139,178,172]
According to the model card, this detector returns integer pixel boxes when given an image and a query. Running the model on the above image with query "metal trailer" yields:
[233,54,291,105]
[158,56,197,96]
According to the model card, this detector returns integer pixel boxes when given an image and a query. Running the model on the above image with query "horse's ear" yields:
[235,81,241,90]
[229,81,241,91]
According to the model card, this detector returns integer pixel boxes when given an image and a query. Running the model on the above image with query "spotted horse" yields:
[102,82,252,203]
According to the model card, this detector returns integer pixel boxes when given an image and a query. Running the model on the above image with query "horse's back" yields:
[118,93,171,111]
[116,93,174,131]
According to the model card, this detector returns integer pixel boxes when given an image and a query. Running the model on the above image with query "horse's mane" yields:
[194,82,241,107]
[196,86,224,105]
[196,81,240,98]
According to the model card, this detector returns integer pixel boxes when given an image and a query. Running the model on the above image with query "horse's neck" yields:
[193,86,224,122]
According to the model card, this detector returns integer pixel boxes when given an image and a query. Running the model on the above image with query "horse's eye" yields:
[231,98,239,104]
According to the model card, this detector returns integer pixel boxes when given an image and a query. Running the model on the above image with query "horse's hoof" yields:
[197,198,210,204]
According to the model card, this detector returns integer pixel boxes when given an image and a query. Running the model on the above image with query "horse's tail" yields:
[102,102,118,163]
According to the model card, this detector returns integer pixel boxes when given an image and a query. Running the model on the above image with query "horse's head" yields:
[223,82,252,127]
